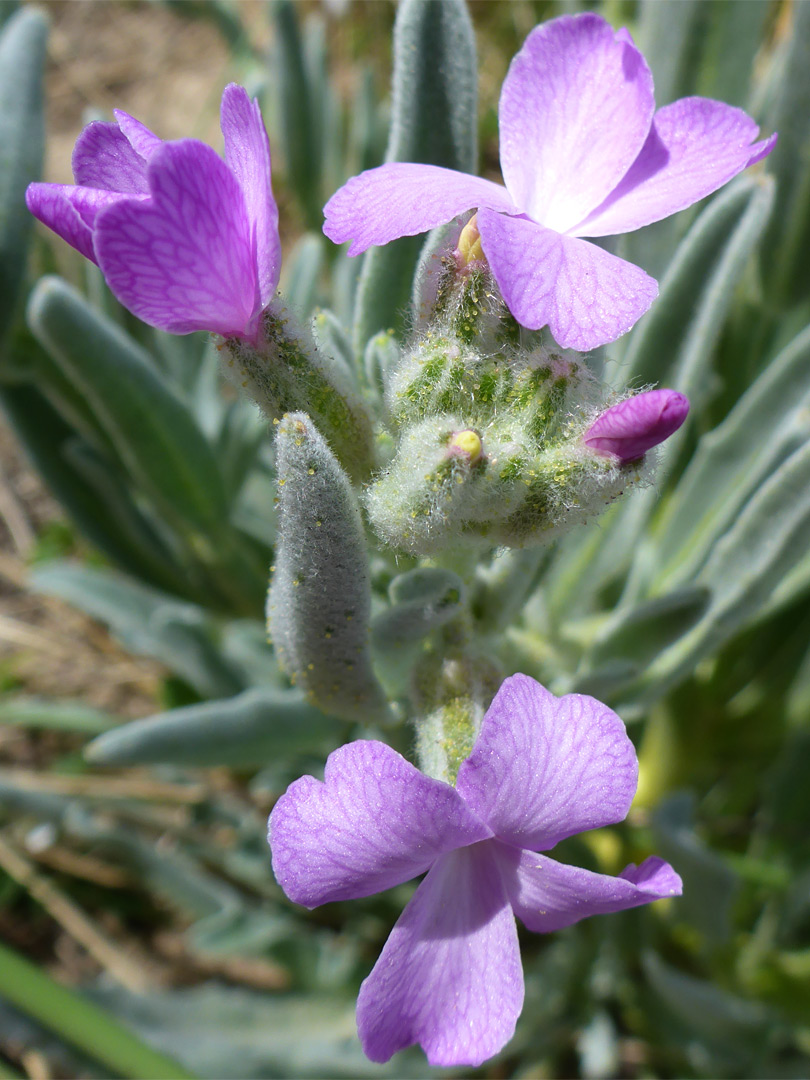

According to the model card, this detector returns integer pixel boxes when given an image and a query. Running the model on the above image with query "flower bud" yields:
[583,389,689,462]
[454,214,484,267]
[446,429,483,465]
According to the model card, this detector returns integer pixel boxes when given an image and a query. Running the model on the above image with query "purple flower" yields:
[26,84,279,344]
[323,13,775,352]
[269,673,681,1067]
[584,388,690,462]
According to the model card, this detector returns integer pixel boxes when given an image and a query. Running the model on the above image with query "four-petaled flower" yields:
[323,13,775,352]
[269,673,682,1067]
[26,84,279,344]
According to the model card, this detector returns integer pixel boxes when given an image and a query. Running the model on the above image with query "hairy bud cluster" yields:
[367,265,653,555]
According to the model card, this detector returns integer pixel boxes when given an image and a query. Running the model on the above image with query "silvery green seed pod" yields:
[267,412,391,723]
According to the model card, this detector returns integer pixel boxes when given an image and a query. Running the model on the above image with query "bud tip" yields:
[583,389,690,462]
[446,429,483,465]
[454,214,484,267]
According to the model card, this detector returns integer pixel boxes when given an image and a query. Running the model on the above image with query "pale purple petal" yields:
[495,845,683,932]
[94,140,261,339]
[498,13,654,233]
[323,163,518,256]
[71,121,150,194]
[113,110,163,161]
[584,389,690,461]
[25,183,136,263]
[269,740,491,909]
[574,99,777,238]
[455,674,638,851]
[357,844,523,1067]
[221,83,281,304]
[477,210,658,350]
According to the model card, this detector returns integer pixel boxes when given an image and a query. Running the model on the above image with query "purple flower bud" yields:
[583,389,689,462]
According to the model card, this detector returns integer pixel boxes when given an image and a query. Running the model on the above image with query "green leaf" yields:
[372,567,464,690]
[349,64,387,177]
[0,940,196,1080]
[30,562,245,699]
[0,8,47,347]
[89,984,430,1079]
[353,0,477,349]
[363,329,399,405]
[271,0,324,229]
[85,687,339,768]
[760,0,810,308]
[651,793,738,944]
[473,547,549,635]
[0,384,188,592]
[27,278,229,535]
[280,233,324,321]
[637,0,705,107]
[695,0,771,107]
[585,585,710,672]
[634,438,810,701]
[650,322,810,595]
[66,811,238,920]
[311,308,358,390]
[638,0,768,108]
[0,697,116,734]
[620,176,774,403]
[586,178,775,611]
[643,951,774,1068]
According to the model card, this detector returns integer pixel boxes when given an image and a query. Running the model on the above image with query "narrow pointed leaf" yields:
[0,697,116,734]
[760,0,810,307]
[586,586,710,671]
[632,439,810,701]
[281,233,324,321]
[372,567,464,650]
[30,562,244,698]
[271,0,324,229]
[85,687,338,768]
[0,941,195,1080]
[0,8,47,346]
[353,0,477,349]
[621,176,774,402]
[27,277,229,534]
[311,308,358,390]
[0,385,185,591]
[651,322,810,593]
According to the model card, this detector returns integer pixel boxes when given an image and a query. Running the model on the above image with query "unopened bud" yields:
[446,429,483,465]
[454,214,484,267]
[583,389,689,462]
